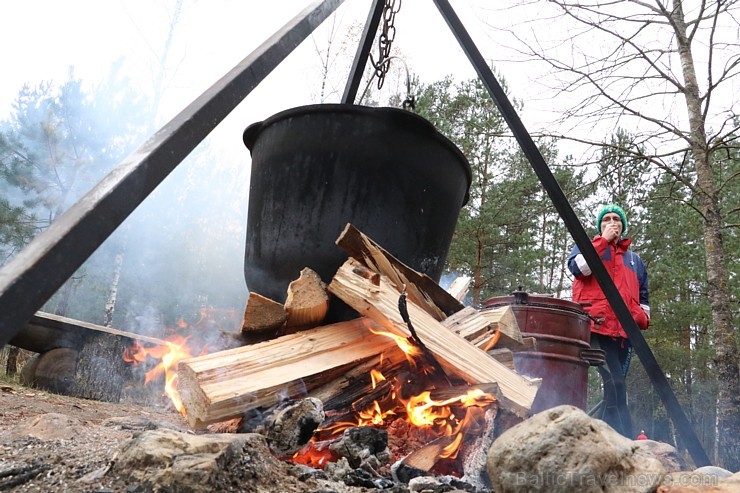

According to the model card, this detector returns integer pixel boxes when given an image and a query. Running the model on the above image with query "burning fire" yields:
[124,334,208,415]
[293,324,498,468]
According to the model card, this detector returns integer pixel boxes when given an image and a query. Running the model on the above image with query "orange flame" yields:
[369,327,421,360]
[370,369,386,389]
[310,324,498,464]
[124,334,207,416]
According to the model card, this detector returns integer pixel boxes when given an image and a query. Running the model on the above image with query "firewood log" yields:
[446,275,471,302]
[241,292,287,334]
[284,268,329,328]
[442,306,526,350]
[177,317,397,428]
[336,223,463,320]
[327,258,539,417]
[479,306,524,347]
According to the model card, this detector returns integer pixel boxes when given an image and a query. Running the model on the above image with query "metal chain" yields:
[370,0,401,90]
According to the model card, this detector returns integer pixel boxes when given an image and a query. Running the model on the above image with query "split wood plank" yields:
[479,306,524,346]
[487,348,515,370]
[10,311,166,354]
[336,223,463,320]
[446,275,471,302]
[442,306,527,351]
[327,259,539,416]
[177,317,397,428]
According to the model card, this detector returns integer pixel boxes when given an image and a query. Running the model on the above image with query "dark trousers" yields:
[590,332,634,438]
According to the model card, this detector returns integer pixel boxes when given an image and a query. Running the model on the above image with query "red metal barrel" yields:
[482,291,604,413]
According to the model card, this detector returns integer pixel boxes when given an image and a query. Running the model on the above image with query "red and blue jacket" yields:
[567,235,650,338]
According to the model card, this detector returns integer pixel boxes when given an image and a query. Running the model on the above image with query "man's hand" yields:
[602,223,620,243]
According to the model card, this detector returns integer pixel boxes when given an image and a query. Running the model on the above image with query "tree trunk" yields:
[681,289,692,417]
[103,252,124,327]
[673,0,739,470]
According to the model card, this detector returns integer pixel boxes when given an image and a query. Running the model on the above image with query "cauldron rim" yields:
[242,103,471,204]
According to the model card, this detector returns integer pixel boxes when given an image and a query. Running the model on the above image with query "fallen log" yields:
[177,317,397,428]
[10,311,166,354]
[327,259,539,416]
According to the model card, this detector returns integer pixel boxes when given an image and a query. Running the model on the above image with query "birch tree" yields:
[491,0,739,469]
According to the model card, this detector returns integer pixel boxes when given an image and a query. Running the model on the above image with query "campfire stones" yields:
[487,405,666,493]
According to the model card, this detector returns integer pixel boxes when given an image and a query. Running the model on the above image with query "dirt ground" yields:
[0,378,186,492]
[0,378,423,493]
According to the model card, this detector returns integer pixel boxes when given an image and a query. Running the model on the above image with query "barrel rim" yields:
[482,294,588,314]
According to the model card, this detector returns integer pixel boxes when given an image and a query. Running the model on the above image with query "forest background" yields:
[0,0,737,471]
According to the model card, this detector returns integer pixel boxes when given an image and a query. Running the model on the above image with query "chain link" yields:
[370,0,401,90]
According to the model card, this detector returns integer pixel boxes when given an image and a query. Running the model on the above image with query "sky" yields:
[0,0,515,164]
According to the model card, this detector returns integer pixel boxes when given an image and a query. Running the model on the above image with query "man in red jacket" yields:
[567,204,650,438]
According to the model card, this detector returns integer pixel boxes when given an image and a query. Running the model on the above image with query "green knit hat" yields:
[596,204,628,234]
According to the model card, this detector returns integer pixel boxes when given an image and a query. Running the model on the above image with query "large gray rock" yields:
[110,428,282,492]
[634,439,689,473]
[658,469,740,492]
[487,405,666,493]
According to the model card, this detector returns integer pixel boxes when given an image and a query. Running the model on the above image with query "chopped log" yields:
[284,268,329,328]
[487,348,515,370]
[327,258,538,416]
[446,275,471,302]
[479,306,524,347]
[442,305,526,351]
[10,311,167,354]
[336,223,463,320]
[70,332,128,402]
[177,317,397,428]
[20,347,78,393]
[241,292,287,334]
